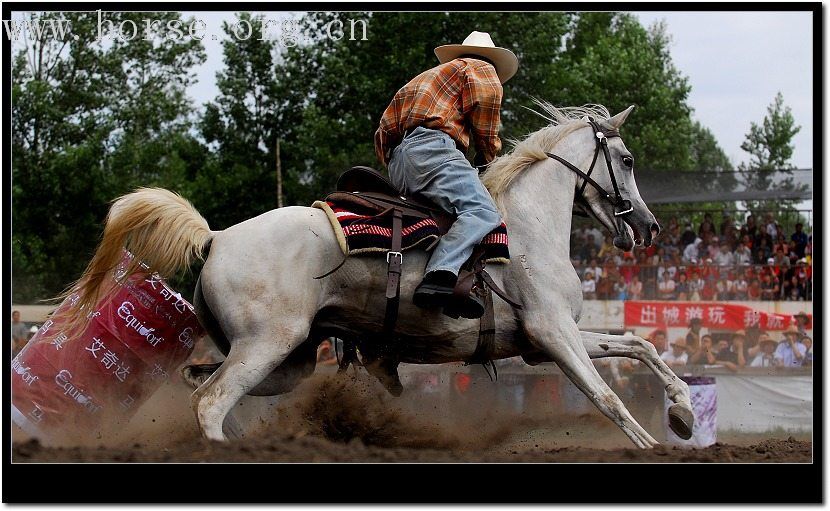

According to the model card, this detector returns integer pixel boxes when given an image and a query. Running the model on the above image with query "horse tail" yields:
[53,187,214,337]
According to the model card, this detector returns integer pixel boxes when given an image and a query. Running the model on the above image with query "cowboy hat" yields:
[435,31,519,84]
[794,311,810,320]
[784,324,800,336]
[758,334,777,347]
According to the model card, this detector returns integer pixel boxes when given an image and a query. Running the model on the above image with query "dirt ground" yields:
[12,371,812,463]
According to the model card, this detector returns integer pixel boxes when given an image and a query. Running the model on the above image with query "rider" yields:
[374,31,519,319]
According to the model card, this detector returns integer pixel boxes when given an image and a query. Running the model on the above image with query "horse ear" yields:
[608,105,636,129]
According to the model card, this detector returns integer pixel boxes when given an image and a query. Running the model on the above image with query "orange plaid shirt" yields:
[374,58,503,167]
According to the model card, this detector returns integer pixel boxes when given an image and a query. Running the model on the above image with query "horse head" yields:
[571,105,660,251]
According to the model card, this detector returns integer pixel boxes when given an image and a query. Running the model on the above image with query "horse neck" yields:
[500,156,579,261]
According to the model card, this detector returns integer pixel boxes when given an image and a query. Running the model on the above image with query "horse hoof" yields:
[668,404,694,440]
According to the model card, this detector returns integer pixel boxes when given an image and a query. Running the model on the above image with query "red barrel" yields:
[11,251,203,440]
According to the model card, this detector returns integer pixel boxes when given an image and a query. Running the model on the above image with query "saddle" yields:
[323,166,522,392]
[329,166,455,233]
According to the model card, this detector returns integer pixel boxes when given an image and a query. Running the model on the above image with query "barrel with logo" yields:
[11,251,203,441]
[664,376,717,448]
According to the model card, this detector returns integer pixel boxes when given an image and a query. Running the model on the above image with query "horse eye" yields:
[622,156,634,168]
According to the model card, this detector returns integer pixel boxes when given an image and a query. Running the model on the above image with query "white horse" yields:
[67,103,693,448]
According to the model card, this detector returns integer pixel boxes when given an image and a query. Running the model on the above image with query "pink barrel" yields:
[11,251,203,440]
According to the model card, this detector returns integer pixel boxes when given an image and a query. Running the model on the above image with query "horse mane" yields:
[482,102,611,213]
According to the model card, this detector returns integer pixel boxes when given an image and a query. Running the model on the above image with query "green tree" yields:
[12,11,205,302]
[738,92,803,221]
[195,13,279,229]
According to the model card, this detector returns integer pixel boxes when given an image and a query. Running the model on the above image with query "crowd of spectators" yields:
[571,212,813,301]
[651,314,813,372]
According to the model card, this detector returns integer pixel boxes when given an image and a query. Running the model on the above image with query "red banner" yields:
[624,301,810,331]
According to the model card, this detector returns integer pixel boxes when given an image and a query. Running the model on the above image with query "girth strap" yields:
[384,209,404,337]
[480,270,523,309]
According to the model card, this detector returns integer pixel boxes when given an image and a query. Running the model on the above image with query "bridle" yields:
[545,118,634,218]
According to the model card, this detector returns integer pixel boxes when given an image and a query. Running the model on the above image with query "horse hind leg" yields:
[527,320,659,449]
[182,339,317,396]
[190,331,303,442]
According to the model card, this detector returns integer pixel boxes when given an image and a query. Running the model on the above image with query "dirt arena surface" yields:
[12,372,812,463]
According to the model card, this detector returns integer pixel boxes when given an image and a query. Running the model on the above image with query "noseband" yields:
[546,119,634,217]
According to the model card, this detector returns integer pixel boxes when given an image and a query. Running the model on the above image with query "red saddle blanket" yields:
[312,199,510,264]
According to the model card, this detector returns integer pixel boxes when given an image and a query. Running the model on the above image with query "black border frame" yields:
[2,2,823,504]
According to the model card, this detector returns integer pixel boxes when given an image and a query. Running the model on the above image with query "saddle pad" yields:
[312,200,510,264]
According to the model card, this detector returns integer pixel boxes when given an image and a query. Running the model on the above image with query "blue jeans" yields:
[388,126,502,276]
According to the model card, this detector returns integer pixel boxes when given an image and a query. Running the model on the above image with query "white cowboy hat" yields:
[434,31,519,84]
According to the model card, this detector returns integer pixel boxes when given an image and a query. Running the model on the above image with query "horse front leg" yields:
[580,331,694,440]
[524,315,659,449]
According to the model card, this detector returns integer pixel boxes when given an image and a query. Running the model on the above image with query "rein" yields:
[545,119,633,218]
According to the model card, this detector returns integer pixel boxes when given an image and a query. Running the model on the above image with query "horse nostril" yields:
[650,223,661,237]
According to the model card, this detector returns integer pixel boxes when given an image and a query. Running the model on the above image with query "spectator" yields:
[791,223,808,258]
[613,275,628,300]
[730,329,752,360]
[705,238,721,262]
[713,333,746,371]
[649,329,669,354]
[753,238,772,264]
[774,325,807,367]
[759,272,780,301]
[680,223,697,248]
[773,234,789,257]
[713,241,735,268]
[597,235,615,260]
[675,273,690,300]
[12,310,28,356]
[793,311,811,337]
[733,273,749,300]
[660,338,689,367]
[747,278,762,300]
[689,334,716,365]
[741,214,758,240]
[582,271,597,299]
[699,213,715,239]
[715,277,732,301]
[744,326,763,359]
[685,317,704,351]
[801,336,813,366]
[786,240,800,265]
[657,271,676,300]
[316,339,339,366]
[764,212,778,239]
[783,275,804,301]
[773,249,790,270]
[750,334,781,367]
[587,225,603,249]
[628,274,643,300]
[587,258,604,281]
[700,273,718,301]
[683,238,703,263]
[734,242,753,266]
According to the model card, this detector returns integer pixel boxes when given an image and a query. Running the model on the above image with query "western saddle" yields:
[321,166,522,392]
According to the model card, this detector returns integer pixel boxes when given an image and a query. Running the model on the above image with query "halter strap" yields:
[547,118,633,217]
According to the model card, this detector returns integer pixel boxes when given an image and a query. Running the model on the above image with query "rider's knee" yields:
[480,207,502,230]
